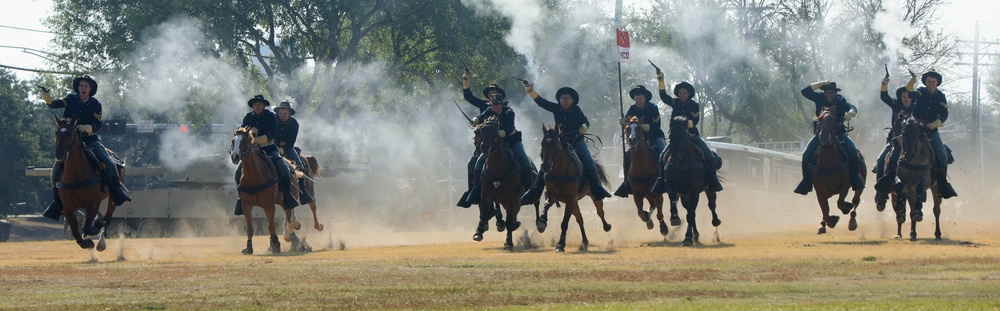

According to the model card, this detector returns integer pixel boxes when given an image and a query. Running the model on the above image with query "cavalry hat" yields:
[482,84,506,100]
[820,82,841,92]
[922,69,942,85]
[275,101,295,115]
[673,82,695,98]
[629,85,653,100]
[554,87,579,106]
[247,95,270,108]
[72,75,98,96]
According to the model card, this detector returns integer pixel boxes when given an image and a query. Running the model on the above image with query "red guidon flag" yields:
[616,29,631,64]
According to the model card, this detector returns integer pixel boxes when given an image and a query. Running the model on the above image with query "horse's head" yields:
[230,127,255,164]
[625,116,646,148]
[539,124,564,170]
[53,116,79,161]
[476,115,503,154]
[900,116,926,159]
[815,107,839,146]
[668,116,690,142]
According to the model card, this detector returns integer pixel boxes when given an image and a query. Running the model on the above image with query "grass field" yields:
[1,222,999,310]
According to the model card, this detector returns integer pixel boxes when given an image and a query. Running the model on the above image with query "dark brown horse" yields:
[663,116,720,246]
[476,116,537,251]
[892,117,942,240]
[53,117,121,251]
[810,107,865,234]
[230,127,299,254]
[624,117,669,235]
[538,125,611,252]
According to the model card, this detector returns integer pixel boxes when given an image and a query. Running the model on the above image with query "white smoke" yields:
[874,0,919,68]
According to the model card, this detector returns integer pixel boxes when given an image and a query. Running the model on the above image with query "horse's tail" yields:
[305,155,322,177]
[595,162,610,188]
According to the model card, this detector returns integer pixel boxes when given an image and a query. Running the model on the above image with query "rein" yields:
[237,142,278,194]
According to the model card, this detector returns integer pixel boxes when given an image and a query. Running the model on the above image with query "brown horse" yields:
[230,127,299,254]
[476,116,537,251]
[298,150,325,232]
[52,117,121,251]
[624,117,669,235]
[663,116,720,246]
[810,107,865,234]
[892,117,943,240]
[538,125,611,252]
[278,150,325,251]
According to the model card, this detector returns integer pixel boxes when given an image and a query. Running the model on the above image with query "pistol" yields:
[513,77,530,87]
[648,60,662,74]
[884,64,890,79]
[35,84,49,93]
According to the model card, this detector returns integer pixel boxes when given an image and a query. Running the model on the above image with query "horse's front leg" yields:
[572,201,590,251]
[64,209,94,249]
[633,195,652,229]
[815,194,836,234]
[242,208,255,255]
[912,176,928,222]
[668,190,681,226]
[82,206,101,237]
[682,195,700,246]
[535,200,550,233]
[494,202,505,232]
[653,194,668,236]
[103,199,118,238]
[932,188,943,240]
[309,201,324,231]
[264,205,280,254]
[555,199,573,253]
[283,208,297,242]
[706,191,721,227]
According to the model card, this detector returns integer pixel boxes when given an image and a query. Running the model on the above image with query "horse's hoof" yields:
[640,211,651,223]
[290,220,301,230]
[503,243,514,252]
[670,216,681,226]
[848,217,858,231]
[645,219,654,230]
[473,233,484,242]
[78,239,95,249]
[555,245,565,253]
[935,236,942,241]
[893,234,902,239]
[497,223,505,232]
[283,234,292,243]
[536,221,547,233]
[827,215,840,229]
[510,221,521,232]
[909,235,917,242]
[579,244,588,252]
[315,223,325,231]
[712,218,722,227]
[911,212,923,223]
[603,223,612,232]
[96,237,107,252]
[817,227,827,235]
[876,203,886,212]
[682,239,693,247]
[242,248,253,255]
[268,246,281,254]
[659,221,669,236]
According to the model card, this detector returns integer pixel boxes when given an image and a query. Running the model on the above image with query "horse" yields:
[891,117,943,240]
[230,127,300,254]
[537,125,612,252]
[663,116,720,246]
[475,116,538,251]
[298,150,325,232]
[624,117,670,235]
[809,107,865,234]
[52,117,121,251]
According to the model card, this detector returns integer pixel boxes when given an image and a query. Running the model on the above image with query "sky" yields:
[1,0,997,81]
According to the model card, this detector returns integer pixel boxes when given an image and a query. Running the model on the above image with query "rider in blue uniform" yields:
[234,95,299,215]
[41,75,132,220]
[614,85,666,197]
[457,94,534,207]
[874,74,918,199]
[909,70,957,199]
[655,72,723,193]
[794,81,864,195]
[520,83,613,204]
[456,68,510,207]
[274,101,315,205]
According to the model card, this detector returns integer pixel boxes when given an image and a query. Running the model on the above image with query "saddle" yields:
[56,144,126,190]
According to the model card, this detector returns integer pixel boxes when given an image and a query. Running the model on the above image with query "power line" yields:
[0,63,80,75]
[0,24,84,37]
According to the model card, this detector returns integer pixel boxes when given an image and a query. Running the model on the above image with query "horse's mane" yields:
[234,126,257,145]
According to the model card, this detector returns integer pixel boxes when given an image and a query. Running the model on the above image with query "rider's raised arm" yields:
[801,82,828,102]
[462,88,489,112]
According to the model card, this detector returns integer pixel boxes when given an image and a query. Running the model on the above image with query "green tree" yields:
[0,70,52,216]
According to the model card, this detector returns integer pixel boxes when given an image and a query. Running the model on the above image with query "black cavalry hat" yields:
[629,85,653,100]
[72,75,98,96]
[482,84,506,100]
[275,101,296,115]
[820,82,841,92]
[247,95,270,108]
[673,82,695,98]
[554,87,579,106]
[921,69,942,85]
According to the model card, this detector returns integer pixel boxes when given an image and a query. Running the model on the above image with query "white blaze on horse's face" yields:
[627,123,637,146]
[231,135,243,164]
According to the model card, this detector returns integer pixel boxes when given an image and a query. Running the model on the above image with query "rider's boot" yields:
[587,168,612,200]
[708,157,723,192]
[519,167,536,206]
[42,187,63,221]
[106,170,132,206]
[520,171,545,205]
[234,199,244,216]
[278,175,299,209]
[794,162,813,195]
[456,157,476,207]
[460,166,482,207]
[614,154,631,198]
[297,178,315,205]
[875,162,896,193]
[937,167,958,199]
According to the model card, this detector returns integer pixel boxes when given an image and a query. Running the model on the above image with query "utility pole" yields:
[956,22,1000,193]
